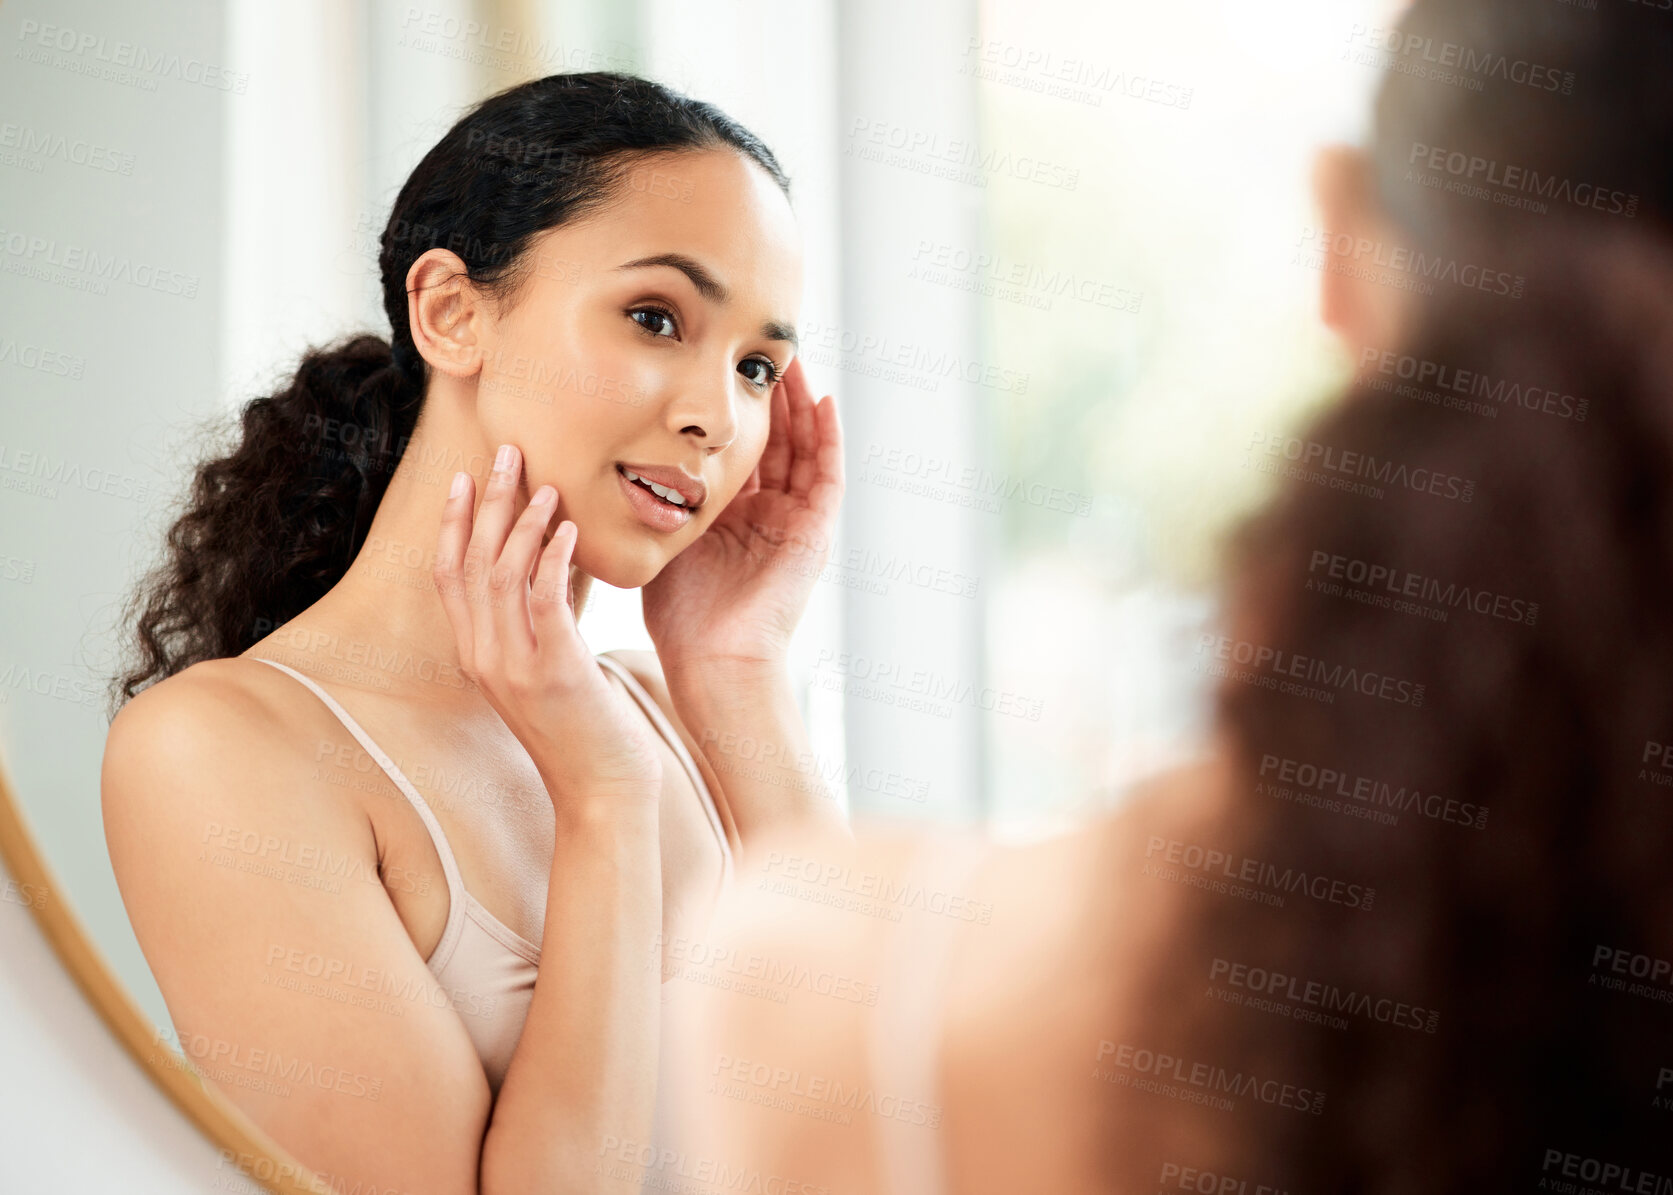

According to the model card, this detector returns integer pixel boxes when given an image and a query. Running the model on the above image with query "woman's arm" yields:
[103,670,494,1195]
[664,659,851,857]
[476,797,661,1193]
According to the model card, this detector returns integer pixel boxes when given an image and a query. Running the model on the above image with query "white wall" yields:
[0,0,231,1044]
[0,0,247,1179]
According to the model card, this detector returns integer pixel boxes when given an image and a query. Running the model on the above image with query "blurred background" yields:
[2,0,1397,1043]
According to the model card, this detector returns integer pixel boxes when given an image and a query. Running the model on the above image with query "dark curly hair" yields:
[108,71,790,715]
[1106,1,1673,1189]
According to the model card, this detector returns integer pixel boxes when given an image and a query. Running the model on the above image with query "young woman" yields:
[662,1,1673,1190]
[101,73,846,1194]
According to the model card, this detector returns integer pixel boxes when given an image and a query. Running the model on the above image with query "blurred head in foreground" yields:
[1117,0,1673,1187]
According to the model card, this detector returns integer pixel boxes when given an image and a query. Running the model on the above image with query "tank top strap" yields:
[595,652,735,888]
[248,656,469,968]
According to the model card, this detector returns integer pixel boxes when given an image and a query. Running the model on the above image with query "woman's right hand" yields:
[433,442,664,811]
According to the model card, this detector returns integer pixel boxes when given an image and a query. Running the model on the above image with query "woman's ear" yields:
[406,248,488,379]
[1311,144,1415,361]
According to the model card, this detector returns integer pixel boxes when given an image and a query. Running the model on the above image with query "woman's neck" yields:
[269,408,593,701]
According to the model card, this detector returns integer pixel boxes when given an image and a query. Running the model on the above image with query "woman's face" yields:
[472,148,804,589]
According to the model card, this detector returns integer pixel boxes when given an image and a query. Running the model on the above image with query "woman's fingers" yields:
[433,443,569,682]
[435,462,506,675]
[433,469,480,673]
[757,362,796,492]
[529,519,584,660]
[786,361,821,499]
[776,356,840,514]
[468,444,529,666]
[807,392,845,522]
[489,483,560,662]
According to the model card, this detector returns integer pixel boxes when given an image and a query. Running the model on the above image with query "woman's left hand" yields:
[642,357,843,679]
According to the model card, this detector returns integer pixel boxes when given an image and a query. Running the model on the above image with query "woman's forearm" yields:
[478,796,662,1194]
[665,662,851,851]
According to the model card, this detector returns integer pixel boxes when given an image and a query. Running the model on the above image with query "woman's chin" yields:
[578,541,674,592]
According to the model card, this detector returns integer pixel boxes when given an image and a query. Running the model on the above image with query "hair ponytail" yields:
[111,333,422,710]
[112,71,788,711]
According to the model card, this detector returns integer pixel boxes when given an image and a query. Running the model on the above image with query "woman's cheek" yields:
[608,350,670,411]
[746,404,774,459]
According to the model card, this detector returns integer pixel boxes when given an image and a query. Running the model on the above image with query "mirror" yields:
[0,0,1383,1189]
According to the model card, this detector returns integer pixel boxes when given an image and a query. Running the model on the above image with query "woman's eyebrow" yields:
[616,252,798,351]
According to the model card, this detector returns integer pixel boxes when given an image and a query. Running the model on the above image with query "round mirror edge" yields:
[0,753,328,1195]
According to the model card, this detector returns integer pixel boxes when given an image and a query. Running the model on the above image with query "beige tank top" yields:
[251,653,734,1095]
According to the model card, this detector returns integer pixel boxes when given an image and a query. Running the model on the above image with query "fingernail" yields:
[494,443,515,474]
[531,485,555,506]
[449,471,468,498]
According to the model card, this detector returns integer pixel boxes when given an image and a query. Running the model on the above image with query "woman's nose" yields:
[663,358,740,449]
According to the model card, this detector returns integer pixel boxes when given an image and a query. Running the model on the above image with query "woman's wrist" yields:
[540,780,664,836]
[663,655,790,708]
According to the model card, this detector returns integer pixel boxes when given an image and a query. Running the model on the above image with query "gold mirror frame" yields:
[0,753,326,1195]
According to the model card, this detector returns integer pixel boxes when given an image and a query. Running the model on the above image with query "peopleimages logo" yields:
[846,116,1081,191]
[0,122,135,174]
[710,1054,942,1127]
[15,19,250,93]
[1208,956,1441,1033]
[596,1138,832,1195]
[1258,752,1489,831]
[1196,632,1426,708]
[798,319,1030,395]
[1343,24,1575,95]
[1247,430,1476,503]
[1158,1162,1288,1195]
[960,37,1194,110]
[1357,346,1588,422]
[656,934,881,1006]
[860,441,1094,517]
[1093,1041,1326,1115]
[1540,1149,1673,1194]
[1294,225,1525,299]
[0,337,85,380]
[1306,549,1539,628]
[1143,835,1376,911]
[1407,143,1638,219]
[0,227,200,298]
[760,850,994,924]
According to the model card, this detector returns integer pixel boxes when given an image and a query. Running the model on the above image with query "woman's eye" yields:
[630,307,678,338]
[739,357,780,390]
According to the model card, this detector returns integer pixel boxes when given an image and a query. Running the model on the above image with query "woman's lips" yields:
[615,464,695,533]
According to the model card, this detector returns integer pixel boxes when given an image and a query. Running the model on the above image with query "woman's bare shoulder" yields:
[101,656,367,864]
[106,657,308,784]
